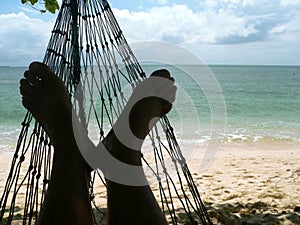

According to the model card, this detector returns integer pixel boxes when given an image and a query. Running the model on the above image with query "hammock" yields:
[0,0,213,224]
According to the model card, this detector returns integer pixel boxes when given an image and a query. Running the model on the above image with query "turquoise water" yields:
[0,67,27,152]
[212,65,300,143]
[0,65,299,152]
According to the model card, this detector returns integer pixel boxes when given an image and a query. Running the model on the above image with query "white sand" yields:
[0,142,299,224]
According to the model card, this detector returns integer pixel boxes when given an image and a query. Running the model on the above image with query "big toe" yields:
[151,69,171,79]
[29,61,56,82]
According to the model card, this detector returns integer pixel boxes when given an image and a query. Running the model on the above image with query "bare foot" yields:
[104,70,174,225]
[129,69,176,139]
[20,63,94,225]
[105,69,176,166]
[20,62,72,142]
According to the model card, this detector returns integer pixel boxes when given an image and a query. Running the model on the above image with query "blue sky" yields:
[0,0,299,66]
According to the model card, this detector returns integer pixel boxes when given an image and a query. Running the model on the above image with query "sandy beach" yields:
[192,142,300,225]
[0,142,299,225]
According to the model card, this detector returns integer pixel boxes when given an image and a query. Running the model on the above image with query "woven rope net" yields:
[0,0,213,224]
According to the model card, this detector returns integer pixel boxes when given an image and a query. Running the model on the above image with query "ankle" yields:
[103,130,143,166]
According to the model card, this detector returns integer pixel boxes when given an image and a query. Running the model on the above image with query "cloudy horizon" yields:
[0,0,299,66]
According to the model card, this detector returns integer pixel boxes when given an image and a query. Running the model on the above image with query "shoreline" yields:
[0,142,299,224]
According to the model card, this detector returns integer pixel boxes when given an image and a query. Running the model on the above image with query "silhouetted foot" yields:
[20,62,72,142]
[104,70,173,225]
[20,63,94,225]
[128,69,176,139]
[105,69,176,166]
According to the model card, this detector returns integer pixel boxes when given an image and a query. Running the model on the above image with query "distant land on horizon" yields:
[0,64,300,68]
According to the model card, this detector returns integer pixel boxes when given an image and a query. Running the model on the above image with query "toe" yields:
[150,70,175,92]
[150,69,171,79]
[29,61,54,81]
[20,79,37,97]
[161,104,172,116]
[24,70,42,89]
[168,86,177,103]
[159,79,177,99]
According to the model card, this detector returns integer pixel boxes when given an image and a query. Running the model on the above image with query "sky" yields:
[0,0,299,66]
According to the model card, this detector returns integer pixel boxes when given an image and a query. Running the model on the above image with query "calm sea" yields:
[0,65,299,153]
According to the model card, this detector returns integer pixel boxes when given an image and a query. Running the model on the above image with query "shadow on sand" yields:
[2,201,300,225]
[90,201,300,225]
[205,201,300,225]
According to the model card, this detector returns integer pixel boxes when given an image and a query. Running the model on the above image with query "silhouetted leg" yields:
[20,62,93,225]
[104,70,176,225]
[20,62,176,225]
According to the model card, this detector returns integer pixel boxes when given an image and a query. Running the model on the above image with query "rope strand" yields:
[0,1,213,224]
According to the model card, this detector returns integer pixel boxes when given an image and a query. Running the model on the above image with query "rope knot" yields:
[43,178,49,184]
[19,155,25,162]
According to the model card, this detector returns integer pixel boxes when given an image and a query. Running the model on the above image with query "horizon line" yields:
[1,63,300,68]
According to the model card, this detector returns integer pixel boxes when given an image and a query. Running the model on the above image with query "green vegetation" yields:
[21,0,59,13]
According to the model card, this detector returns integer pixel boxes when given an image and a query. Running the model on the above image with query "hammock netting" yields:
[0,0,213,224]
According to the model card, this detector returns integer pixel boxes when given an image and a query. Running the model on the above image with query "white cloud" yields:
[0,1,299,66]
[158,0,169,5]
[112,1,300,65]
[151,0,169,5]
[113,3,296,45]
[280,0,300,6]
[0,12,54,66]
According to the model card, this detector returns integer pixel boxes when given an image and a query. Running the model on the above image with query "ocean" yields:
[0,65,299,153]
